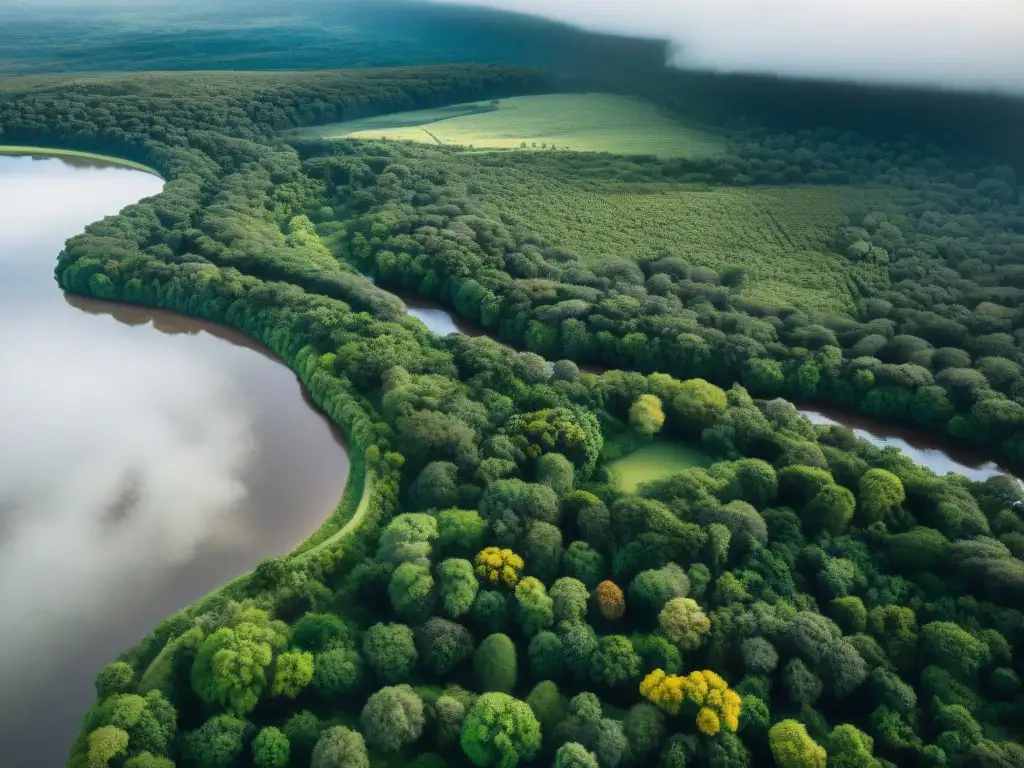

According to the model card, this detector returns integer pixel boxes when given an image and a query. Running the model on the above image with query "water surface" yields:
[0,154,350,767]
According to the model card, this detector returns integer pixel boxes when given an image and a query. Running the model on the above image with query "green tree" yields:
[920,621,987,680]
[292,613,350,653]
[528,631,565,681]
[460,692,541,768]
[537,452,575,496]
[273,650,314,698]
[409,462,460,510]
[563,541,605,587]
[438,558,479,618]
[311,726,369,768]
[312,646,362,697]
[417,617,474,675]
[550,577,590,624]
[629,394,665,437]
[360,685,424,753]
[525,680,568,733]
[389,561,435,620]
[858,468,905,523]
[629,564,689,619]
[95,662,134,699]
[658,598,710,651]
[379,514,438,566]
[554,742,598,768]
[474,633,518,693]
[182,715,248,768]
[768,719,826,768]
[590,635,641,688]
[252,727,290,768]
[524,521,564,581]
[437,509,488,556]
[283,711,326,765]
[827,724,880,768]
[515,577,554,636]
[672,379,727,432]
[87,726,129,768]
[362,623,417,683]
[435,695,467,748]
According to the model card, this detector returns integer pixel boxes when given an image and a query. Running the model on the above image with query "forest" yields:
[0,34,1023,768]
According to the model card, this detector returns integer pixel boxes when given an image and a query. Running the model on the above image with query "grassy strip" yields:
[0,145,162,176]
[294,466,375,562]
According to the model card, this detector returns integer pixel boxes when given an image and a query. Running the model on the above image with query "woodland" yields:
[1,12,1023,767]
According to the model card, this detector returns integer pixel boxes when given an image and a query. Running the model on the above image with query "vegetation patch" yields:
[609,440,713,492]
[299,93,727,158]
[0,145,161,174]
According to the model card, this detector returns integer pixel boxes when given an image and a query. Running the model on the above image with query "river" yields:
[0,154,351,766]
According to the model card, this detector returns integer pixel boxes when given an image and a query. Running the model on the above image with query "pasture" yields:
[609,440,712,492]
[296,93,727,159]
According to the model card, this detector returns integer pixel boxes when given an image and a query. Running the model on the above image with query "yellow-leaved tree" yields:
[474,547,524,588]
[640,669,741,736]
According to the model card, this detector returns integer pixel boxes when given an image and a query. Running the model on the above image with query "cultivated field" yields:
[297,93,727,158]
[609,441,712,492]
[474,165,889,313]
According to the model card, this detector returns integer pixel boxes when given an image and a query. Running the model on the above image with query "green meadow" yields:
[608,440,713,492]
[297,93,727,159]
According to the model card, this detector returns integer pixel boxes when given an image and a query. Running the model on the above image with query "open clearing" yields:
[609,441,712,493]
[473,164,890,313]
[295,93,727,158]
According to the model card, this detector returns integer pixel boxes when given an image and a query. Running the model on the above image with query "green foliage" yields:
[252,727,290,768]
[311,726,369,768]
[438,558,480,618]
[292,613,350,653]
[920,621,987,680]
[360,685,424,753]
[769,719,826,768]
[515,577,555,636]
[474,633,518,693]
[272,651,314,698]
[460,692,541,768]
[658,597,710,651]
[312,646,362,697]
[416,618,474,675]
[526,680,568,733]
[87,726,129,768]
[859,469,906,524]
[389,561,436,620]
[95,662,135,699]
[550,577,590,624]
[182,715,248,768]
[362,623,417,683]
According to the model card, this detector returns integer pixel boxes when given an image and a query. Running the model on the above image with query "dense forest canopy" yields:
[0,22,1023,768]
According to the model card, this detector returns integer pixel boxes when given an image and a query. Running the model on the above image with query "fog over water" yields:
[439,0,1024,95]
[0,155,350,767]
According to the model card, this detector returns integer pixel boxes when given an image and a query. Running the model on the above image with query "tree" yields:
[563,541,605,587]
[417,618,474,675]
[252,727,290,768]
[124,754,175,768]
[920,621,987,680]
[435,695,467,748]
[87,726,129,768]
[528,631,565,681]
[182,715,248,768]
[475,633,517,692]
[623,703,665,763]
[437,508,487,556]
[740,636,779,675]
[389,561,435,619]
[283,711,326,765]
[524,521,564,581]
[273,650,314,698]
[191,609,288,715]
[360,685,424,753]
[827,724,881,768]
[95,661,134,699]
[672,379,727,432]
[554,742,598,768]
[590,635,641,688]
[858,468,905,523]
[470,590,509,634]
[783,658,822,705]
[768,720,826,768]
[313,646,362,697]
[559,621,599,682]
[526,680,568,733]
[409,462,460,510]
[292,613,350,653]
[550,577,590,624]
[658,598,710,651]
[474,547,524,588]
[537,452,575,496]
[311,726,369,768]
[804,483,856,535]
[515,577,554,636]
[460,692,541,768]
[639,669,741,734]
[438,558,479,618]
[377,513,438,566]
[362,623,417,683]
[596,580,625,620]
[629,564,689,619]
[629,394,665,437]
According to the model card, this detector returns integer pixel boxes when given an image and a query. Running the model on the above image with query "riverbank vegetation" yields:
[1,58,1023,768]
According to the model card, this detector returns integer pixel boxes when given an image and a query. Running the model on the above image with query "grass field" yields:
[609,441,713,492]
[472,163,890,313]
[296,93,727,159]
[0,145,160,175]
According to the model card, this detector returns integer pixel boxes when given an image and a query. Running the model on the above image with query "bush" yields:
[474,634,517,692]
